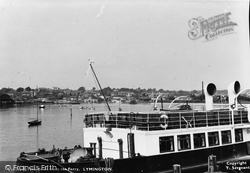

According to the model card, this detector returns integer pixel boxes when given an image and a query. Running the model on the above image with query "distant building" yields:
[53,87,60,90]
[0,94,15,108]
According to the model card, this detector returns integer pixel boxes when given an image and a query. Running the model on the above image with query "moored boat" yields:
[28,87,42,126]
[28,119,42,126]
[16,146,113,173]
[39,105,45,109]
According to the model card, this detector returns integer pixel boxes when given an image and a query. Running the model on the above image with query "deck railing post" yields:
[217,111,220,126]
[179,113,181,129]
[231,110,236,143]
[103,113,105,127]
[229,110,231,125]
[116,113,118,128]
[147,113,149,131]
[173,164,181,173]
[193,112,195,128]
[241,110,243,124]
[206,111,208,127]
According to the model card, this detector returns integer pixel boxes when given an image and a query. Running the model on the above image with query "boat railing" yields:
[84,109,249,131]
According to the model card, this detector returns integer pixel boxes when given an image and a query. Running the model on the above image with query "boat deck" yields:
[84,109,249,131]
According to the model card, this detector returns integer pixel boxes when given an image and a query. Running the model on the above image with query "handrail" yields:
[153,94,164,110]
[235,88,250,109]
[169,96,189,110]
[84,109,249,131]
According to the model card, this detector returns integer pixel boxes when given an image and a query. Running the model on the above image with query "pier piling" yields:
[70,105,72,116]
[173,164,181,173]
[204,155,226,173]
[208,155,217,173]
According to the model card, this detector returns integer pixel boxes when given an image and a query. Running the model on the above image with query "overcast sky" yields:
[0,0,249,91]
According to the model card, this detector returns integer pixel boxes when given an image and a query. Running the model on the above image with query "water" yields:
[0,102,157,161]
[0,102,224,161]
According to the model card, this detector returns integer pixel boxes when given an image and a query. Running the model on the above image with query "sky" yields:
[0,0,249,91]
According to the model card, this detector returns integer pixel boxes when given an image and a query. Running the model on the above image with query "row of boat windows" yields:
[159,129,243,153]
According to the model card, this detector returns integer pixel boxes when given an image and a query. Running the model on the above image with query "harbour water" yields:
[0,102,153,161]
[0,102,224,161]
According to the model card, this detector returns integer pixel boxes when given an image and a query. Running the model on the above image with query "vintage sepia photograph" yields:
[0,0,250,173]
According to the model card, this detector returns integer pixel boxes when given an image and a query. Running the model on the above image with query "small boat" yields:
[129,99,137,104]
[39,105,45,109]
[28,108,42,126]
[16,145,110,172]
[89,107,95,110]
[28,87,42,126]
[28,119,41,126]
[59,104,67,107]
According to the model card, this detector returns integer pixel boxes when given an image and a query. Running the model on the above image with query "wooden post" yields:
[97,137,102,159]
[208,155,217,173]
[70,105,72,116]
[127,133,135,158]
[118,138,123,159]
[173,164,181,173]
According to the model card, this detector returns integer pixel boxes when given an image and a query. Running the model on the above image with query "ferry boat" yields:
[16,80,250,173]
[82,81,250,173]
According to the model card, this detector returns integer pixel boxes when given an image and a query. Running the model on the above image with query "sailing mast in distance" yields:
[89,60,112,113]
[202,81,204,102]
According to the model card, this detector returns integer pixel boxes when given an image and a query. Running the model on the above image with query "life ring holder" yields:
[159,114,169,129]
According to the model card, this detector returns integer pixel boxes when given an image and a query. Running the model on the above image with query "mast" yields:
[202,81,204,102]
[89,61,112,112]
[36,86,39,120]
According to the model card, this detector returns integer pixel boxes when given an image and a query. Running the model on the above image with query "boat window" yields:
[208,132,219,146]
[235,129,243,142]
[221,130,231,144]
[178,134,191,150]
[159,136,174,153]
[194,133,206,148]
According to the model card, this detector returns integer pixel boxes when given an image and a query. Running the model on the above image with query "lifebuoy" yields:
[230,104,236,109]
[159,114,168,129]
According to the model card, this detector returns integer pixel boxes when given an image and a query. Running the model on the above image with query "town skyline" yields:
[0,83,229,92]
